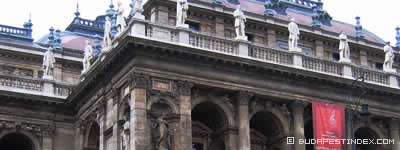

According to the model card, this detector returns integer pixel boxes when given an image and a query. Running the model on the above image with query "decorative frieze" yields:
[0,120,56,137]
[129,73,151,89]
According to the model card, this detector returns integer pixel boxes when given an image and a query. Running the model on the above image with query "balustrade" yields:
[249,45,293,65]
[145,23,179,42]
[0,74,43,91]
[302,55,343,75]
[0,24,30,37]
[351,66,389,85]
[189,32,239,55]
[54,83,73,97]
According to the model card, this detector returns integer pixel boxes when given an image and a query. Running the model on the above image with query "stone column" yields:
[177,81,194,150]
[267,29,276,47]
[345,108,354,150]
[110,90,120,150]
[97,101,107,150]
[237,91,253,150]
[130,73,150,150]
[390,119,400,150]
[226,128,238,150]
[292,102,306,150]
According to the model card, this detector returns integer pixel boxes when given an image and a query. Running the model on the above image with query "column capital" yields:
[237,91,254,105]
[291,101,308,114]
[129,72,150,89]
[176,80,194,96]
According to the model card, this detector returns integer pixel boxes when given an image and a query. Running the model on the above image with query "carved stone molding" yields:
[176,81,194,96]
[130,72,151,89]
[237,91,254,105]
[0,120,56,137]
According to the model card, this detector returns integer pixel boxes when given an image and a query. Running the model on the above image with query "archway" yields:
[192,101,229,150]
[250,111,283,150]
[0,132,35,150]
[85,122,100,150]
[354,127,378,150]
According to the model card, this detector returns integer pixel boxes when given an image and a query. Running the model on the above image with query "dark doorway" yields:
[0,132,35,150]
[304,120,314,150]
[355,127,378,150]
[87,122,100,150]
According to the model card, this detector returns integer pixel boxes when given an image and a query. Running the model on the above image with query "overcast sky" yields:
[0,0,398,45]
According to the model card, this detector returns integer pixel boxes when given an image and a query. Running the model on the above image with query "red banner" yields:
[312,101,345,150]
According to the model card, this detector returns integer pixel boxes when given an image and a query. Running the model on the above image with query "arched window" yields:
[0,132,35,150]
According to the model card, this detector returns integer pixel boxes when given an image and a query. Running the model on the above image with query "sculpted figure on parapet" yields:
[42,46,56,79]
[234,5,247,40]
[82,40,93,73]
[134,0,143,14]
[116,2,127,33]
[176,0,189,27]
[288,17,301,52]
[339,32,351,63]
[384,42,395,72]
[103,16,113,51]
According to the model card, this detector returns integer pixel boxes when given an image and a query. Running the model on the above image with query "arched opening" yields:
[250,111,282,150]
[304,120,314,150]
[86,122,100,150]
[192,102,228,150]
[355,127,378,150]
[0,132,35,150]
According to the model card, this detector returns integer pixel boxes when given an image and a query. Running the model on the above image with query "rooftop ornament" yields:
[264,0,288,16]
[74,1,80,17]
[311,0,332,27]
[48,27,55,48]
[396,27,400,48]
[213,0,223,5]
[53,29,63,51]
[23,13,33,38]
[355,16,364,39]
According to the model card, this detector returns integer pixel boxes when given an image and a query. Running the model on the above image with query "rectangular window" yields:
[375,63,383,70]
[332,53,340,61]
[246,33,254,42]
[276,40,313,56]
[185,21,200,32]
[192,143,204,150]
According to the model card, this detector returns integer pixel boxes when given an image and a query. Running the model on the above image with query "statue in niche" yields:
[82,40,93,74]
[383,42,395,72]
[120,112,130,150]
[42,47,56,79]
[288,17,301,52]
[103,16,113,50]
[116,2,127,33]
[151,113,171,150]
[234,5,247,40]
[338,31,351,63]
[176,0,189,28]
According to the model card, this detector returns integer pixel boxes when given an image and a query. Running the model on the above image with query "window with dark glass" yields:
[192,143,203,150]
[246,33,254,42]
[185,21,200,32]
[332,53,340,61]
[375,63,383,70]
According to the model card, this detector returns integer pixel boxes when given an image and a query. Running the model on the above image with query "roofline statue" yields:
[288,17,302,52]
[383,42,395,73]
[176,0,189,28]
[102,16,113,54]
[234,5,247,41]
[116,2,127,34]
[338,31,351,63]
[82,40,93,74]
[133,0,144,19]
[42,47,56,80]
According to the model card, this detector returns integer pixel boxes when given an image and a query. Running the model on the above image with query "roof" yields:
[37,31,101,51]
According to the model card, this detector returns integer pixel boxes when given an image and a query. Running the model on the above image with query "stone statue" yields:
[234,5,247,41]
[384,42,395,72]
[116,2,127,33]
[176,0,189,28]
[82,40,93,74]
[103,16,113,51]
[122,119,130,150]
[338,32,351,63]
[288,17,301,52]
[155,115,170,150]
[42,47,56,79]
[134,0,143,14]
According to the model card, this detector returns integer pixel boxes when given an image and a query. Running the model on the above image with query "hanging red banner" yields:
[312,101,346,150]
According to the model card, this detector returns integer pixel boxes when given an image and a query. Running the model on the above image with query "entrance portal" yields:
[0,132,35,150]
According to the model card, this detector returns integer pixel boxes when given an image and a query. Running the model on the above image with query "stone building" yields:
[0,0,400,150]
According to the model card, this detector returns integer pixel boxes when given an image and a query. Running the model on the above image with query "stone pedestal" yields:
[131,19,146,37]
[390,119,400,150]
[177,27,190,45]
[292,102,306,150]
[292,52,303,68]
[237,91,253,150]
[237,40,249,57]
[389,74,399,88]
[341,62,353,79]
[176,23,189,29]
[43,81,54,95]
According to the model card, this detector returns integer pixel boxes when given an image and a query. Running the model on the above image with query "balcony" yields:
[0,73,74,99]
[121,19,400,89]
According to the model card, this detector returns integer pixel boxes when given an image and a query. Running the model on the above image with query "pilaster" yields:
[177,81,194,150]
[215,17,225,37]
[291,101,307,150]
[237,91,253,150]
[390,118,400,150]
[267,29,276,47]
[359,50,368,66]
[96,101,107,150]
[315,40,324,57]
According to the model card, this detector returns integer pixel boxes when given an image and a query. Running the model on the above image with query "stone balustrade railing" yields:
[0,73,74,98]
[0,24,31,37]
[0,74,43,91]
[249,45,293,65]
[129,19,400,89]
[189,32,239,55]
[351,66,389,85]
[302,55,343,75]
[285,0,318,7]
[145,23,179,43]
